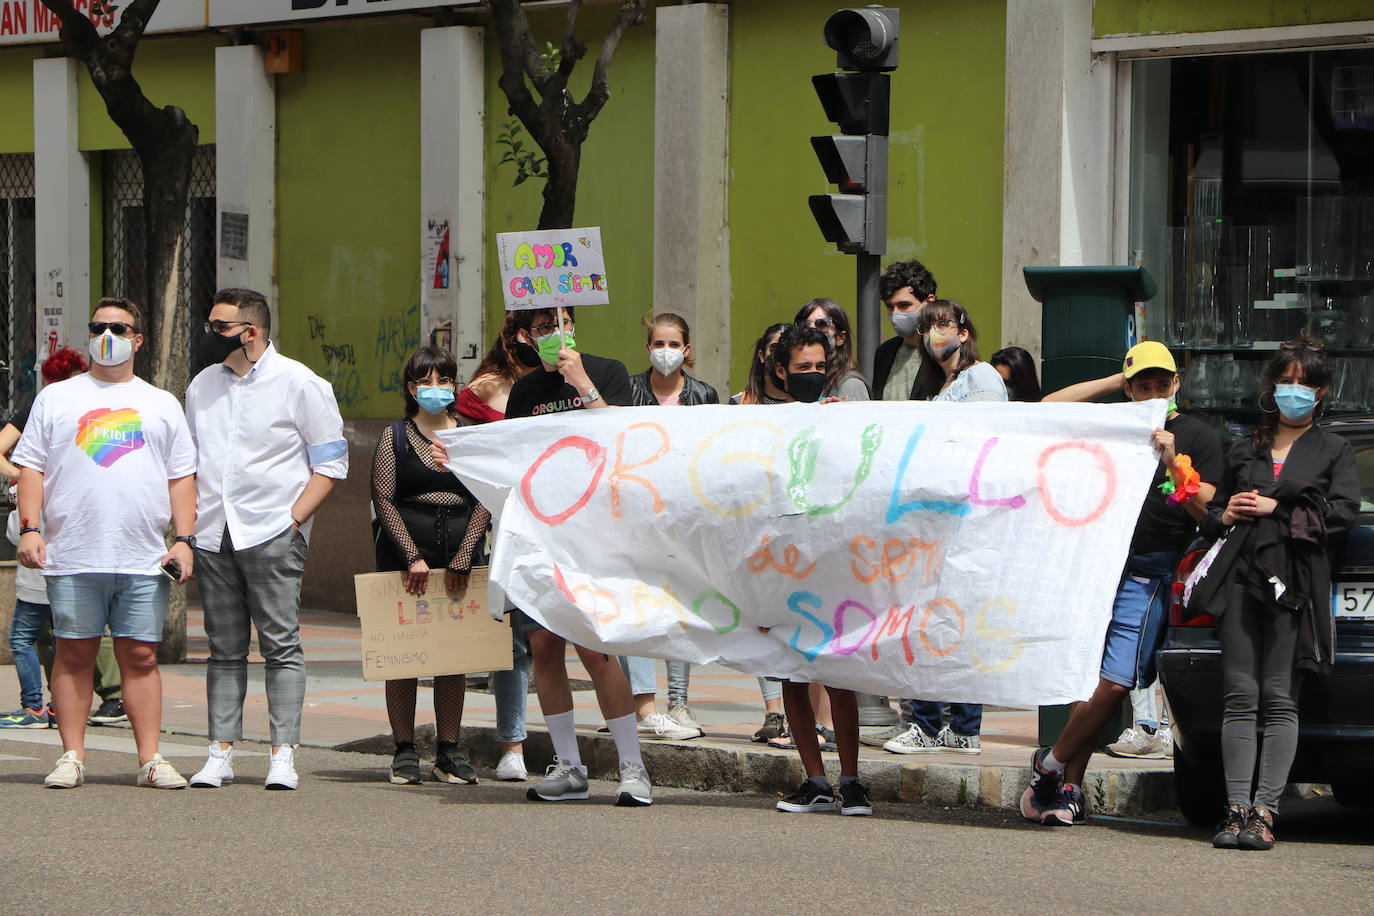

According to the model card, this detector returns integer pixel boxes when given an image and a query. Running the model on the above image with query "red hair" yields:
[42,346,88,384]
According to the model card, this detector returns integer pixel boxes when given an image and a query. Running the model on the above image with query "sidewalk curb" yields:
[331,724,1180,819]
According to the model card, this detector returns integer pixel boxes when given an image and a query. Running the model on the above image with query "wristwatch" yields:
[582,386,601,405]
[173,535,197,548]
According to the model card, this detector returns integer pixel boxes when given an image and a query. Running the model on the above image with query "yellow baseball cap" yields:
[1122,341,1177,379]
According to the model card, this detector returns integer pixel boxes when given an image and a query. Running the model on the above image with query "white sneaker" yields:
[666,704,705,738]
[494,751,528,782]
[882,724,942,754]
[265,745,299,790]
[638,712,698,741]
[190,743,235,788]
[1159,727,1175,758]
[137,753,188,789]
[615,760,653,807]
[1104,727,1167,759]
[44,750,85,789]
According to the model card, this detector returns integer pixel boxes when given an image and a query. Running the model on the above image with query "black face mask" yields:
[514,341,543,368]
[202,327,248,364]
[785,371,827,403]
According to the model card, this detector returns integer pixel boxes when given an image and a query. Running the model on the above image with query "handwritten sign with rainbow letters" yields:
[439,400,1167,706]
[496,227,609,310]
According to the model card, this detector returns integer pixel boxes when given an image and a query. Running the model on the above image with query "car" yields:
[1158,415,1374,827]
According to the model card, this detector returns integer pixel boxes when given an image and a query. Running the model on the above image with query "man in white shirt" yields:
[183,288,348,790]
[14,297,198,790]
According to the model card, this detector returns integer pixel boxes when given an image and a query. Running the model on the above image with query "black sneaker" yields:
[390,746,422,785]
[838,780,873,816]
[1237,805,1275,851]
[1041,783,1086,826]
[1019,747,1063,822]
[1212,804,1249,849]
[88,698,127,725]
[433,745,478,785]
[776,779,837,813]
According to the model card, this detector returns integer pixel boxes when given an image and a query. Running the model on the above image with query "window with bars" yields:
[0,153,36,419]
[103,145,217,379]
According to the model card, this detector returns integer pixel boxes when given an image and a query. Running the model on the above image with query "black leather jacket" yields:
[628,369,721,407]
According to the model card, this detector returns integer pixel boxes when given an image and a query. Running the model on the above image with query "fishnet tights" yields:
[386,675,466,744]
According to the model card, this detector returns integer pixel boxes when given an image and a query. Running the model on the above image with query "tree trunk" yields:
[538,141,582,230]
[134,116,197,394]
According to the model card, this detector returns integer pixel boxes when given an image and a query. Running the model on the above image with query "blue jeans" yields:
[619,655,657,696]
[9,600,52,710]
[47,573,168,642]
[1100,550,1179,689]
[903,700,983,737]
[492,609,535,744]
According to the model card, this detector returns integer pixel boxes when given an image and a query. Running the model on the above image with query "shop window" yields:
[1129,48,1374,417]
[0,153,36,417]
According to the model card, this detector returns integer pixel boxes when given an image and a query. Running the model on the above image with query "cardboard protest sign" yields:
[354,567,512,682]
[439,400,1167,706]
[496,227,608,310]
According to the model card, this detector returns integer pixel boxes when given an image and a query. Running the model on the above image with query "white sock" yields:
[1043,749,1067,774]
[545,711,582,768]
[605,712,644,768]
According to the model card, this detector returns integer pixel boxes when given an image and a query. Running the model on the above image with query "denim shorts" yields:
[1099,551,1180,689]
[46,573,170,642]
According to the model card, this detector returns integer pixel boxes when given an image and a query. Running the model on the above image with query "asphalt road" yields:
[1,733,1370,915]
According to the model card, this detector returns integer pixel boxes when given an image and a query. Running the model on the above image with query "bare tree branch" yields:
[578,0,647,120]
[111,0,162,47]
[488,0,548,90]
[38,0,99,57]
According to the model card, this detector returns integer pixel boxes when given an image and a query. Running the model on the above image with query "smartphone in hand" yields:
[161,559,181,582]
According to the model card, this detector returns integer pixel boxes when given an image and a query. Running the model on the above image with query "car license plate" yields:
[1334,581,1374,618]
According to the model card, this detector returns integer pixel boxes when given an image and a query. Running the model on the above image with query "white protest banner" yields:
[354,567,512,682]
[496,227,608,310]
[439,400,1167,706]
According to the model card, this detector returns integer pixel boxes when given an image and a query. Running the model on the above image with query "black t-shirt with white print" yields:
[505,354,634,419]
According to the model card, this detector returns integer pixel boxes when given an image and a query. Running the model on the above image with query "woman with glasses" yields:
[882,299,1005,757]
[793,299,871,401]
[1196,336,1358,851]
[371,346,491,787]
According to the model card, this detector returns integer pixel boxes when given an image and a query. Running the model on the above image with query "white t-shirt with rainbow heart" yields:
[13,374,197,576]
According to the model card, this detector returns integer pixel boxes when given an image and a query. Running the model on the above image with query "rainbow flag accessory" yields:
[96,332,117,363]
[75,407,145,468]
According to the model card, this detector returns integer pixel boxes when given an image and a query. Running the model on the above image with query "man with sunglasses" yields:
[183,288,348,791]
[13,297,198,789]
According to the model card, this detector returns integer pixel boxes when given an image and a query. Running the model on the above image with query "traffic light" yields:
[808,7,898,256]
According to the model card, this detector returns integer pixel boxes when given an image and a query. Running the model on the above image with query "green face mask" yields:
[1167,397,1178,415]
[535,330,574,365]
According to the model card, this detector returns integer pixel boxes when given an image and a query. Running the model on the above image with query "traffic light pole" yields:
[856,251,881,379]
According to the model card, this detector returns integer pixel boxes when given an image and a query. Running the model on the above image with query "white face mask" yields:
[649,347,686,376]
[88,330,134,367]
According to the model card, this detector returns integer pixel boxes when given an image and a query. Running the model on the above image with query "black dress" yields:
[371,417,490,575]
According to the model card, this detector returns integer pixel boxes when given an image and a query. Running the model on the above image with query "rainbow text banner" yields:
[439,399,1167,706]
[496,227,609,310]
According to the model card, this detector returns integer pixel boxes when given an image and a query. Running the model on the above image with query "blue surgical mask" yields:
[415,385,455,414]
[1273,383,1317,421]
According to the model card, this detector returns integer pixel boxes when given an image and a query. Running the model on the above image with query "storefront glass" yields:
[1129,47,1374,415]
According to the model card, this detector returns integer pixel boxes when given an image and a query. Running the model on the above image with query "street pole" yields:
[857,251,881,379]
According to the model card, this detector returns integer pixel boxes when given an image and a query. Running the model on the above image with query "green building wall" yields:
[728,0,1007,388]
[1094,0,1374,37]
[0,47,40,153]
[276,21,424,419]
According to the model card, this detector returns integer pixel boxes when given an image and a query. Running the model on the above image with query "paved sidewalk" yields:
[0,606,1178,817]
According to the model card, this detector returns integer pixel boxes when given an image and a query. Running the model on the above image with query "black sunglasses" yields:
[89,321,138,336]
[807,317,837,330]
[204,320,254,335]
